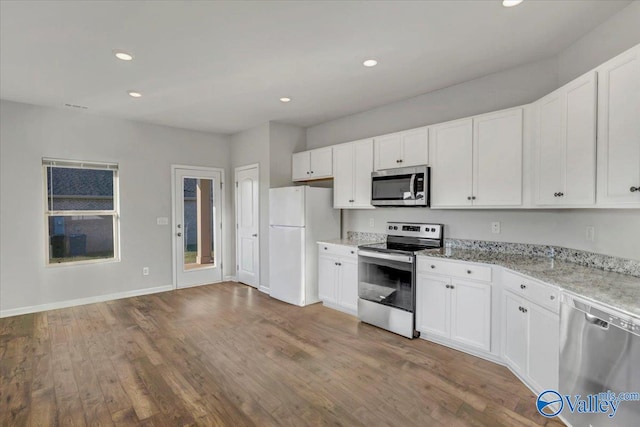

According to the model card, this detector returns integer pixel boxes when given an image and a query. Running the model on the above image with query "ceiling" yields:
[0,0,631,135]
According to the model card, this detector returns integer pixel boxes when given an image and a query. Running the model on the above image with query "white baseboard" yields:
[224,275,237,282]
[259,285,270,294]
[0,284,173,318]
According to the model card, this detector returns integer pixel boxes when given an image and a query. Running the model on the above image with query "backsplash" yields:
[346,231,640,278]
[445,238,640,278]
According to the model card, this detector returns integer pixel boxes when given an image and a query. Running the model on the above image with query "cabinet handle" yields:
[520,284,526,290]
[558,192,564,197]
[445,285,450,289]
[553,192,558,197]
[252,234,258,237]
[466,270,472,274]
[430,265,436,269]
[631,186,639,193]
[550,295,556,300]
[337,262,341,266]
[310,171,314,174]
[350,250,355,254]
[467,196,472,200]
[324,247,328,250]
[471,196,476,200]
[349,199,354,203]
[450,285,455,290]
[306,171,310,175]
[522,307,528,313]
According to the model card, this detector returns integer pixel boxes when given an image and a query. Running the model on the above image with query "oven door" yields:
[358,250,415,312]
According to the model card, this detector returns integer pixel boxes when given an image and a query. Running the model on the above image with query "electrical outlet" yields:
[142,267,149,276]
[369,218,375,228]
[491,222,501,234]
[586,226,595,242]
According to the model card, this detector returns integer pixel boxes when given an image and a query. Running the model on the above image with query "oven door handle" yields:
[359,250,414,263]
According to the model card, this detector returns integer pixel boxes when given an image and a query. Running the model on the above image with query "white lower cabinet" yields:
[317,244,358,316]
[416,271,492,353]
[502,289,559,393]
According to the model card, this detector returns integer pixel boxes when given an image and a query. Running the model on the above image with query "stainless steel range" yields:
[358,222,444,338]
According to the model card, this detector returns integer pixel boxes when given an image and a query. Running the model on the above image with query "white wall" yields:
[557,1,640,85]
[0,100,232,314]
[231,123,271,291]
[304,4,640,262]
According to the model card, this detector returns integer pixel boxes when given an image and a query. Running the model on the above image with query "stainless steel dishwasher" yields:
[560,294,640,426]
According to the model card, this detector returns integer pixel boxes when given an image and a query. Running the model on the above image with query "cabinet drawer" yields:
[503,270,559,313]
[318,243,358,258]
[417,258,492,282]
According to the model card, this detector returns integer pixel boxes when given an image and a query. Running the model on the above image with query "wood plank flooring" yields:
[0,282,564,426]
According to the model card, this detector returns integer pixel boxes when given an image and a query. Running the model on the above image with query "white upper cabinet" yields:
[430,118,474,207]
[473,108,523,206]
[374,127,429,171]
[533,72,597,206]
[596,45,640,207]
[430,108,523,208]
[333,139,374,209]
[292,147,333,181]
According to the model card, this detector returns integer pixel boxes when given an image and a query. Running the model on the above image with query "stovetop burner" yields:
[358,222,444,254]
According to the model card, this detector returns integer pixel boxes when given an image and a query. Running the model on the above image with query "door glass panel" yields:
[358,255,414,312]
[372,174,412,200]
[183,177,216,270]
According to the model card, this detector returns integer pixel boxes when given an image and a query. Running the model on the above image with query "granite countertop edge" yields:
[317,238,384,248]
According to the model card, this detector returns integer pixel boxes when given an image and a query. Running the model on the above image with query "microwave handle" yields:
[409,174,416,199]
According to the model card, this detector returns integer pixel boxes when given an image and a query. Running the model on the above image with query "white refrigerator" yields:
[269,186,340,306]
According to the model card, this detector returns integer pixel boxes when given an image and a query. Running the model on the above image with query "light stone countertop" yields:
[317,238,384,248]
[417,247,640,319]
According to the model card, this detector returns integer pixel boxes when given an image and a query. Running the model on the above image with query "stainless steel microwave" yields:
[371,165,430,207]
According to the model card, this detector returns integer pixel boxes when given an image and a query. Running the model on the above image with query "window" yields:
[44,158,119,265]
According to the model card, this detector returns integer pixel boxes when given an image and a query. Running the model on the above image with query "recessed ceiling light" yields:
[113,50,134,61]
[280,97,291,103]
[128,91,142,98]
[502,0,524,7]
[363,59,378,67]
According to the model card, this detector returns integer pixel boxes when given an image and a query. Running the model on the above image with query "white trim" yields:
[171,165,226,290]
[259,285,270,294]
[0,285,173,318]
[224,275,238,282]
[234,163,260,289]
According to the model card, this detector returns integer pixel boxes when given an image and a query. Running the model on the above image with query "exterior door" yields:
[235,165,259,288]
[173,167,223,288]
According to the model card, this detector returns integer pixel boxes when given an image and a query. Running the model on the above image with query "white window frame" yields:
[43,158,121,266]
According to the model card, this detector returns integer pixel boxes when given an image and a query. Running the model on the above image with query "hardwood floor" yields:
[1,282,564,426]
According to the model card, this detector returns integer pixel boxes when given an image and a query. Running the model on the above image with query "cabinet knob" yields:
[306,171,310,175]
[558,192,564,197]
[466,270,472,274]
[430,265,436,269]
[349,199,354,203]
[523,308,528,313]
[450,285,455,290]
[337,262,341,266]
[445,284,450,289]
[553,192,558,197]
[467,196,472,200]
[310,171,314,174]
[350,250,355,254]
[471,196,476,200]
[631,186,639,193]
[324,247,327,250]
[550,295,555,300]
[520,284,527,290]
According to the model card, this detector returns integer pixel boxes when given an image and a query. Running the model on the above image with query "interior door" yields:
[173,167,223,288]
[235,165,259,288]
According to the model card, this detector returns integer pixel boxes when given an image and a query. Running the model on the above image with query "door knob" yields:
[177,232,182,237]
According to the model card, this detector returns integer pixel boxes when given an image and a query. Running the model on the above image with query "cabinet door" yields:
[374,134,402,171]
[416,275,450,339]
[597,46,640,206]
[333,143,355,208]
[352,139,374,208]
[337,257,358,314]
[449,279,491,352]
[310,147,333,179]
[563,73,596,205]
[503,292,528,376]
[292,151,310,181]
[318,255,337,304]
[528,304,559,393]
[401,127,429,167]
[473,109,523,206]
[429,119,473,207]
[535,93,564,205]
